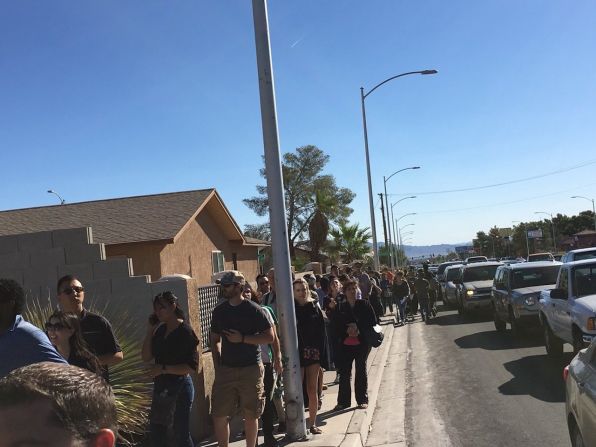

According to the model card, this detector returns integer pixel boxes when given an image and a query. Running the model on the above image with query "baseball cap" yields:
[219,270,245,286]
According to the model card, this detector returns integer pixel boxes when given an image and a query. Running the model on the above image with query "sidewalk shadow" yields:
[454,330,543,350]
[431,312,491,326]
[498,353,574,402]
[317,405,354,421]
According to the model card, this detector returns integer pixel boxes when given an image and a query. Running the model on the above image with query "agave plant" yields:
[24,293,152,445]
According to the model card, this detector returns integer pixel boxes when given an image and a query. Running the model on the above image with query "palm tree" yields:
[327,223,372,263]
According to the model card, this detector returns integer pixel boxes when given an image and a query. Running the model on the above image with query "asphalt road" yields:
[374,304,575,447]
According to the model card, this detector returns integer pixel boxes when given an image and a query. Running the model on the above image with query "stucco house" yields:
[0,189,267,285]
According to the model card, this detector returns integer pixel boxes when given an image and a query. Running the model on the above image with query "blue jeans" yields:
[150,375,194,447]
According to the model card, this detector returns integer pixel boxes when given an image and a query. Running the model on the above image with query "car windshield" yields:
[446,269,460,281]
[438,263,458,275]
[528,254,553,262]
[511,265,560,289]
[463,265,499,282]
[573,264,596,298]
[574,250,596,261]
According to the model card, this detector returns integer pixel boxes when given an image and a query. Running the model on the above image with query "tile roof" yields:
[0,189,214,245]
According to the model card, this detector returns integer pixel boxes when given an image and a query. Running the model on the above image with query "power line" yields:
[416,181,596,215]
[394,159,596,196]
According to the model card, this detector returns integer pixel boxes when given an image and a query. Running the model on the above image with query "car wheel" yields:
[570,419,585,447]
[573,329,585,355]
[493,306,506,332]
[544,323,563,358]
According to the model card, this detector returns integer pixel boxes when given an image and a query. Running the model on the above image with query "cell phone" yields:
[149,313,159,325]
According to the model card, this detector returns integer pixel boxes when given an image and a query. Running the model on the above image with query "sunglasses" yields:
[258,281,269,286]
[45,322,67,331]
[61,286,85,295]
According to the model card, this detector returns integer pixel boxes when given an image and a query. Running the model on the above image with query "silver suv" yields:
[561,247,596,263]
[454,261,502,315]
[491,261,561,337]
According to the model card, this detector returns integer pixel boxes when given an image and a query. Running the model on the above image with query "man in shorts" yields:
[210,271,274,447]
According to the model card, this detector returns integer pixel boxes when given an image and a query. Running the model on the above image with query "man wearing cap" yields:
[210,271,274,447]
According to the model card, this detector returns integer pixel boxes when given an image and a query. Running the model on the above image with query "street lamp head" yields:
[420,70,438,75]
[47,189,54,193]
[412,166,421,170]
[409,196,417,199]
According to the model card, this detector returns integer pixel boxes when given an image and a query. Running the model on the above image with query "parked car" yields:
[436,261,464,300]
[528,252,555,262]
[539,259,596,357]
[565,339,596,447]
[561,247,596,263]
[491,261,561,336]
[465,255,489,264]
[454,261,502,315]
[441,264,463,308]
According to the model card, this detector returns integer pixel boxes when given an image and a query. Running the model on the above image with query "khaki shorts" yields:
[212,363,265,419]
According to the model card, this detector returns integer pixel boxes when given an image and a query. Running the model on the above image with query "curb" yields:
[339,321,396,447]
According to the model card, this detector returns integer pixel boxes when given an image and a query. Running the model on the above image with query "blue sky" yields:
[2,1,595,246]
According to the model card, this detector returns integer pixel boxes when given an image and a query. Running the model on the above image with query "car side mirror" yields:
[550,288,567,300]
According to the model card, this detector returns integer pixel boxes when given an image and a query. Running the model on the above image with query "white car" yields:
[562,247,596,263]
[565,340,596,446]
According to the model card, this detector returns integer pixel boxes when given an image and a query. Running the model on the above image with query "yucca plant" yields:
[24,293,152,445]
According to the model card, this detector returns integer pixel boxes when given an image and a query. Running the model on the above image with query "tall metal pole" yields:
[379,192,388,266]
[251,1,307,440]
[384,178,393,268]
[571,196,596,231]
[392,216,398,268]
[361,87,380,270]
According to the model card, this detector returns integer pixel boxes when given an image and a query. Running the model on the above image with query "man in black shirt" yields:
[210,271,274,447]
[57,275,123,378]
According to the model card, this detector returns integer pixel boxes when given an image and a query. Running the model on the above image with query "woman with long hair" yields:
[293,278,326,434]
[332,279,377,410]
[45,310,102,376]
[142,291,199,447]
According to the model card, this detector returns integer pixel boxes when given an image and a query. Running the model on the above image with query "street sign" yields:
[527,229,543,239]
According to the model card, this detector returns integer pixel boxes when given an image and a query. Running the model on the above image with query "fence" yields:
[197,284,221,351]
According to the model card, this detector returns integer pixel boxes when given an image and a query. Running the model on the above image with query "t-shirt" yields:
[259,306,276,364]
[414,278,430,301]
[211,299,272,367]
[0,315,67,378]
[80,309,122,357]
[80,309,122,381]
[152,322,199,370]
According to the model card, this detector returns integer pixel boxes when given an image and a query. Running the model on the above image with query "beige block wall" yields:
[106,240,166,282]
[0,227,212,440]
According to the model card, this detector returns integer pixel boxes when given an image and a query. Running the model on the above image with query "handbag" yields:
[363,324,384,348]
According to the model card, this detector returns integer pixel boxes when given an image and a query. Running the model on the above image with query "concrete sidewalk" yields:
[200,317,398,447]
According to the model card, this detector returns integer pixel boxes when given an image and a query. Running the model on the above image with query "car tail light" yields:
[563,365,569,382]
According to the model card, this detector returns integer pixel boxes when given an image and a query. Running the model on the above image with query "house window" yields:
[212,251,225,274]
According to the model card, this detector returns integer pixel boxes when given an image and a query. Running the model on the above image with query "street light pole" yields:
[394,213,416,267]
[360,70,437,270]
[384,168,419,269]
[252,1,307,439]
[389,196,416,269]
[47,189,65,205]
[571,196,596,231]
[535,211,556,253]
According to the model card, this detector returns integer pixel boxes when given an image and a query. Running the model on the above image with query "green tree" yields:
[327,223,372,263]
[243,223,271,242]
[244,145,355,258]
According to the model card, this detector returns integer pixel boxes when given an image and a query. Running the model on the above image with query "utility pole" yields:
[251,0,307,440]
[379,193,388,266]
